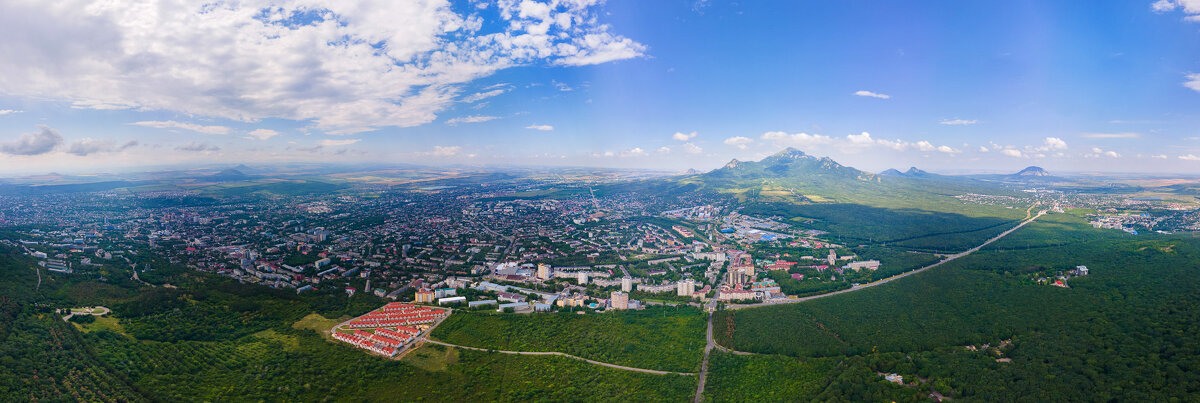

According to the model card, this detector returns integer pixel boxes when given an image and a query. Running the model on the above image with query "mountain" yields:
[1015,166,1050,177]
[208,168,251,182]
[706,147,873,181]
[880,167,934,178]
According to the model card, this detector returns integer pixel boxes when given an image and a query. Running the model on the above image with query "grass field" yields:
[291,312,350,340]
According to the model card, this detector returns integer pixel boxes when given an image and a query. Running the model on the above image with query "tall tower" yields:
[827,249,837,266]
[537,263,552,280]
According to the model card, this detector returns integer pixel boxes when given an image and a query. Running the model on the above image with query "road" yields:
[62,306,111,322]
[421,339,696,376]
[726,208,1046,310]
[694,312,715,403]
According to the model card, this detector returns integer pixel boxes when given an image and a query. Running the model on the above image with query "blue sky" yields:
[0,0,1199,174]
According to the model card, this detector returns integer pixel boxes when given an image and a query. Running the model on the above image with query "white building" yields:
[537,263,553,280]
[610,291,629,310]
[677,279,696,297]
[621,277,632,292]
[577,271,589,285]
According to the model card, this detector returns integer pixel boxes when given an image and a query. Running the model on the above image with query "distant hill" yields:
[666,147,1015,211]
[1014,166,1050,177]
[880,167,935,178]
[207,168,252,182]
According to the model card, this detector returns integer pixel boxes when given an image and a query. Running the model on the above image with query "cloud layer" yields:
[0,0,645,134]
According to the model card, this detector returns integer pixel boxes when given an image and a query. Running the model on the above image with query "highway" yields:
[726,208,1046,310]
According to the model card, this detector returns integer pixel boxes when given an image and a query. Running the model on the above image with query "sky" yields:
[1,0,1199,175]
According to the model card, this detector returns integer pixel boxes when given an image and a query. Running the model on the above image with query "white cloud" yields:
[761,131,834,147]
[656,146,671,154]
[132,120,230,135]
[1153,0,1200,20]
[854,90,890,99]
[525,124,554,131]
[1181,154,1200,161]
[723,136,753,150]
[0,1,645,134]
[1186,73,1200,92]
[176,142,219,152]
[320,139,361,146]
[1001,149,1023,158]
[1043,137,1068,150]
[1081,132,1141,139]
[621,147,647,157]
[939,119,977,125]
[0,109,21,115]
[65,138,138,156]
[0,125,63,155]
[461,88,508,103]
[247,129,279,140]
[429,145,461,156]
[446,115,499,125]
[672,131,698,141]
[1152,154,1168,159]
[681,142,702,154]
[978,145,989,152]
[1088,147,1121,158]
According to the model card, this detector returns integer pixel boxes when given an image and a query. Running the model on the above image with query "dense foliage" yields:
[715,218,1200,400]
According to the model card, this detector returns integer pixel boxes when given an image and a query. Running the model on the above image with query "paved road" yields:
[727,208,1045,311]
[422,339,696,376]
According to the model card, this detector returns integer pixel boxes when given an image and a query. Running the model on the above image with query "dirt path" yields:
[422,339,697,376]
[694,312,715,402]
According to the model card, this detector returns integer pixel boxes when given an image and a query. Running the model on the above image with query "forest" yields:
[713,217,1200,400]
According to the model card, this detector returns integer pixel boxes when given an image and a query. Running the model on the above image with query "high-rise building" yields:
[577,271,589,285]
[415,288,435,303]
[610,291,629,310]
[621,276,632,292]
[537,263,553,280]
[827,249,837,266]
[677,279,695,297]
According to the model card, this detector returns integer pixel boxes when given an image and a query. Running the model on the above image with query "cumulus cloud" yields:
[1087,147,1121,158]
[854,90,891,99]
[1153,0,1200,20]
[849,132,959,153]
[656,146,671,154]
[1185,73,1200,92]
[672,131,698,141]
[1042,137,1068,150]
[247,129,279,140]
[132,120,230,135]
[0,109,22,115]
[0,0,646,134]
[446,115,499,125]
[65,138,138,156]
[681,142,702,154]
[1180,154,1200,161]
[1152,154,1168,159]
[939,119,977,125]
[1001,149,1023,158]
[526,124,554,131]
[723,136,753,149]
[320,139,361,146]
[176,142,220,152]
[761,131,834,147]
[1,125,63,155]
[428,145,461,156]
[620,147,647,157]
[978,145,989,152]
[1081,132,1140,139]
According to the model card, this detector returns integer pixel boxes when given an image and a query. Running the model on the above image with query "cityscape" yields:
[3,1,1200,402]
